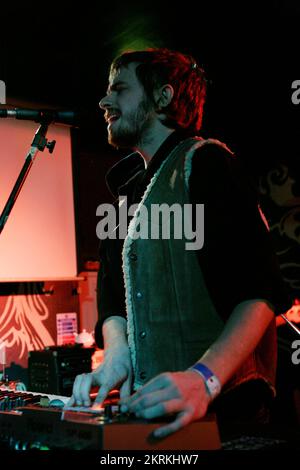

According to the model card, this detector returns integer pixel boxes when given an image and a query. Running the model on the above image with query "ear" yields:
[154,84,174,110]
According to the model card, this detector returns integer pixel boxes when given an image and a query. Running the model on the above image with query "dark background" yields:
[0,0,299,271]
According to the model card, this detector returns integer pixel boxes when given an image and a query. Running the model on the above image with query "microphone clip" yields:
[31,124,56,154]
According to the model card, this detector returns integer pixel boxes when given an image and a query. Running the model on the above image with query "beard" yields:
[108,97,154,149]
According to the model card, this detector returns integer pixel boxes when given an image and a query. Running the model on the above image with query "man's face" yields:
[99,62,155,148]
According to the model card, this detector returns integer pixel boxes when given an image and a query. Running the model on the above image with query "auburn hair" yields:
[110,48,207,134]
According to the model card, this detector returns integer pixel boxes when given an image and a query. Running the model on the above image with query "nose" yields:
[99,94,111,110]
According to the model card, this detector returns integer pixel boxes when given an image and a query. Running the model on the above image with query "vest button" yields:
[136,292,142,299]
[129,253,137,261]
[139,331,146,339]
[139,371,147,380]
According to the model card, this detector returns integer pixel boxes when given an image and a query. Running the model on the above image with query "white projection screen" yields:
[0,119,77,280]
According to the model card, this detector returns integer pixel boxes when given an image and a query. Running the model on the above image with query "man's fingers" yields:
[134,398,183,420]
[138,373,171,394]
[121,387,173,413]
[94,373,123,404]
[66,395,75,407]
[94,384,110,404]
[71,373,94,406]
[152,411,192,439]
[70,371,116,407]
[119,375,132,400]
[94,363,131,404]
[120,373,171,407]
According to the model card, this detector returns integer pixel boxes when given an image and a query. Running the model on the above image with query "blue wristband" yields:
[190,363,221,399]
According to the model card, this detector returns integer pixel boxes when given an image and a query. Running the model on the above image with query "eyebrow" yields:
[107,80,127,93]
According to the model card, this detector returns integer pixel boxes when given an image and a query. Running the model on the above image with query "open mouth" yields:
[109,115,120,123]
[106,113,121,125]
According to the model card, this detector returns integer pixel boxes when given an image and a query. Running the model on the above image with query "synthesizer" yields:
[0,389,221,450]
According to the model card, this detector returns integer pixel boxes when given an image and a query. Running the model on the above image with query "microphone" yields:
[0,108,80,126]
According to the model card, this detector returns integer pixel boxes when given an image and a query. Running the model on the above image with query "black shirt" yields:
[95,132,291,347]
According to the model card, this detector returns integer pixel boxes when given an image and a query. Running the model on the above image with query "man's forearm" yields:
[102,315,128,349]
[197,299,275,387]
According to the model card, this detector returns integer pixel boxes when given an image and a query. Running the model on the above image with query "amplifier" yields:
[28,345,94,396]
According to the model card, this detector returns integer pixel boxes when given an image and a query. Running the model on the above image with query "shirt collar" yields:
[105,130,194,198]
[145,130,193,177]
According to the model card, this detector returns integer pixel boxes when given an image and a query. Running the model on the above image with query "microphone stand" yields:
[0,120,56,234]
[280,313,300,336]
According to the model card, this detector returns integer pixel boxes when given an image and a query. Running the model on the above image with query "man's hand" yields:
[119,370,210,438]
[68,342,133,407]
